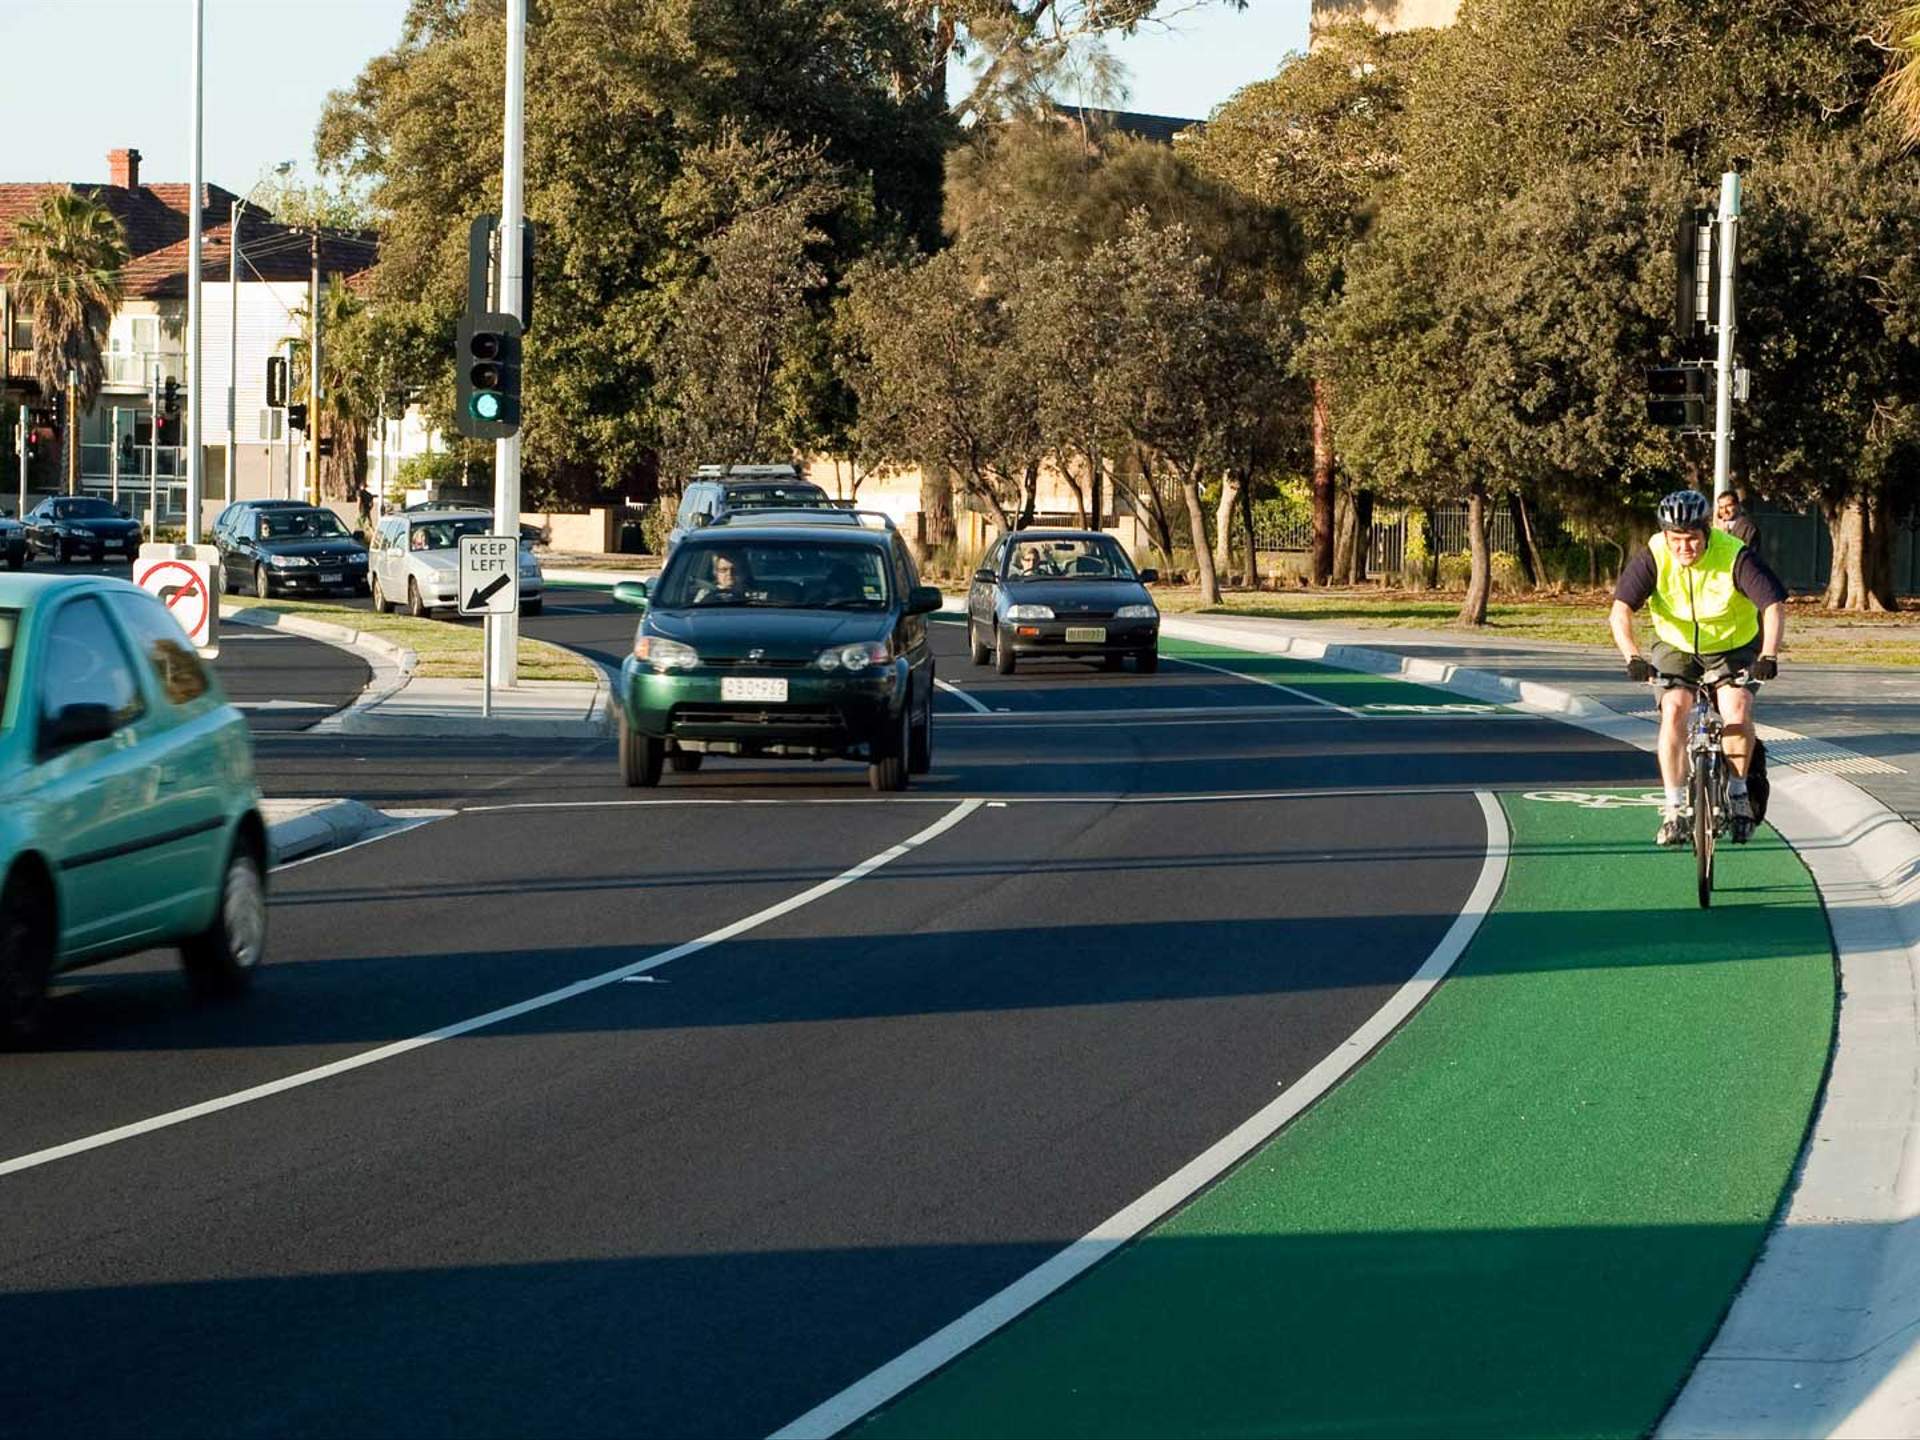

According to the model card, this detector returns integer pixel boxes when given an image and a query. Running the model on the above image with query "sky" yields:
[0,0,1312,192]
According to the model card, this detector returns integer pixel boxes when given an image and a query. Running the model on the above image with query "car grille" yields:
[702,655,814,669]
[1049,608,1115,620]
[671,703,841,728]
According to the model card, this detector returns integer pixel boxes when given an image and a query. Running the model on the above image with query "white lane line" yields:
[769,789,1510,1440]
[1163,653,1366,720]
[461,786,1495,814]
[933,678,991,714]
[0,799,984,1182]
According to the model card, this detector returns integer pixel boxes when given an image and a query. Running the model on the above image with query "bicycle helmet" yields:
[1656,489,1711,532]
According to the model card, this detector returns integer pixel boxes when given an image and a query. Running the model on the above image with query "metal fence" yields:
[1751,506,1920,595]
[1255,502,1518,576]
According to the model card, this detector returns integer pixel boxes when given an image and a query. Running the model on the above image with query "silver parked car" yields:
[368,508,544,618]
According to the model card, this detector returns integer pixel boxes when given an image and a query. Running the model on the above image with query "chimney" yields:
[108,148,142,190]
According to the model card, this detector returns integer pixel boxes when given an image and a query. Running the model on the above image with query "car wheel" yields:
[5,548,20,572]
[1136,647,1160,675]
[995,631,1017,676]
[668,751,703,774]
[968,622,990,666]
[222,560,239,594]
[620,713,664,787]
[0,866,54,1048]
[908,686,933,775]
[255,563,273,600]
[370,576,390,613]
[57,540,71,564]
[181,839,268,998]
[522,599,544,617]
[868,700,911,792]
[407,578,428,619]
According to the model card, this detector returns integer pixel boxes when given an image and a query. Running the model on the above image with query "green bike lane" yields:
[842,790,1834,1440]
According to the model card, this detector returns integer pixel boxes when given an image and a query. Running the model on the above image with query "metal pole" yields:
[186,0,205,541]
[308,230,320,506]
[109,407,119,507]
[148,361,159,532]
[227,199,241,506]
[15,406,25,520]
[491,0,526,688]
[1712,171,1740,501]
[482,613,494,719]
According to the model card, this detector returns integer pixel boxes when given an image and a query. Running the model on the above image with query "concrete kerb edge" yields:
[218,604,418,730]
[263,799,388,865]
[1157,613,1920,1440]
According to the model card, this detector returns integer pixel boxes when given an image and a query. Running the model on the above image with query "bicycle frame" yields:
[1659,673,1761,908]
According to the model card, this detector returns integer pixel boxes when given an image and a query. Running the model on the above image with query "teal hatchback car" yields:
[0,573,268,1044]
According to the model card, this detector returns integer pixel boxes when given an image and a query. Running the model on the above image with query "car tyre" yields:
[254,563,273,600]
[407,577,428,619]
[968,622,990,666]
[620,714,664,787]
[908,686,933,775]
[223,561,239,594]
[5,549,20,572]
[0,867,54,1048]
[995,631,1017,676]
[668,751,703,774]
[181,840,267,998]
[1135,647,1159,675]
[370,575,391,613]
[869,701,912,792]
[522,599,544,617]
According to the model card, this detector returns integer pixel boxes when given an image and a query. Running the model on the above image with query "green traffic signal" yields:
[471,392,502,421]
[454,310,522,439]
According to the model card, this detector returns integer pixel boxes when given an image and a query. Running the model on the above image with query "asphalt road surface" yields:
[2,581,1649,1438]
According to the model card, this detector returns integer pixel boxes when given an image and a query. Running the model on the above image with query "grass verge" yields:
[222,593,598,683]
[858,791,1834,1440]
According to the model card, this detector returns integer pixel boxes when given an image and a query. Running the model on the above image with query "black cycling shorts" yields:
[1649,637,1761,687]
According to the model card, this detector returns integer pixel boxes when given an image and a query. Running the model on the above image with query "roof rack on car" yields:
[691,463,803,481]
[710,508,894,531]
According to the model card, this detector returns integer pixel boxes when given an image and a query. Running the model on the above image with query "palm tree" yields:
[284,275,374,503]
[1880,6,1920,143]
[0,190,129,493]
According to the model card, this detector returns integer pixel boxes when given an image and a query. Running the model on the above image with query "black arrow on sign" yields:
[466,572,512,610]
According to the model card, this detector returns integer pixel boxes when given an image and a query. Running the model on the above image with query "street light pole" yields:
[1711,171,1740,502]
[308,229,320,506]
[491,0,527,688]
[185,0,205,541]
[227,199,241,507]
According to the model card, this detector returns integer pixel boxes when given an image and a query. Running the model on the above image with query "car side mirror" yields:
[612,580,650,609]
[39,701,119,757]
[1139,568,1159,584]
[908,584,944,615]
[973,568,994,583]
[691,512,711,529]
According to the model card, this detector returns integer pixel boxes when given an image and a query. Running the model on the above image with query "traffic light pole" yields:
[1711,171,1740,502]
[185,0,205,542]
[490,0,527,689]
[15,406,25,520]
[148,362,160,532]
[308,230,320,507]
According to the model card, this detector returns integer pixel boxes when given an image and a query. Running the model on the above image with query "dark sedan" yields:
[0,511,23,570]
[24,496,143,563]
[966,528,1160,675]
[215,503,370,598]
[612,524,941,790]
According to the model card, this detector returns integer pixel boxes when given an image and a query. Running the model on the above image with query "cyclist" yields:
[1609,489,1786,847]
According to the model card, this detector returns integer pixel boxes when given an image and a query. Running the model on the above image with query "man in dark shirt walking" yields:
[1715,490,1763,558]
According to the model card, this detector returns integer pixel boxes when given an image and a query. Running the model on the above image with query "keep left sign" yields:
[137,543,219,656]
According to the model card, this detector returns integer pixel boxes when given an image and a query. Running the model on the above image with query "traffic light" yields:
[455,309,522,440]
[1647,365,1711,431]
[163,377,180,416]
[317,436,335,458]
[287,402,308,432]
[266,356,288,408]
[48,392,65,432]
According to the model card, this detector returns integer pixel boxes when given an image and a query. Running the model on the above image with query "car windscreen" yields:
[54,498,120,519]
[724,485,830,511]
[0,609,15,729]
[261,509,351,540]
[653,540,892,610]
[1006,535,1138,581]
[411,516,492,551]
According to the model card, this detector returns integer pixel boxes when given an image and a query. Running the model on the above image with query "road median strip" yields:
[840,792,1832,1440]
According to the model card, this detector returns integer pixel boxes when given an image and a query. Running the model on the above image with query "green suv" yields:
[0,573,269,1044]
[613,522,942,790]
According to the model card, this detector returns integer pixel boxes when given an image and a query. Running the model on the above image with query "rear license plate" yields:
[721,676,788,702]
[320,572,343,583]
[1065,627,1106,644]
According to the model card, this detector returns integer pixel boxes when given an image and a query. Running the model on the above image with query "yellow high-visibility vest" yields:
[1646,528,1759,654]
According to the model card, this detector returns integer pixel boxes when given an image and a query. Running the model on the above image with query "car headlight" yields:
[1005,604,1054,621]
[816,641,892,672]
[634,634,698,671]
[269,553,314,568]
[1115,604,1157,619]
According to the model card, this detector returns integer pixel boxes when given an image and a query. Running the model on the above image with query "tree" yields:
[0,190,128,494]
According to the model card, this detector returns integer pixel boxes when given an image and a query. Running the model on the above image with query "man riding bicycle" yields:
[1609,489,1787,848]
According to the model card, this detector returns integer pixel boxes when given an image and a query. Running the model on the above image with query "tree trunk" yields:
[1331,487,1356,586]
[920,465,955,550]
[1183,470,1219,605]
[1353,489,1374,583]
[1213,473,1241,585]
[1867,484,1899,612]
[1240,477,1260,588]
[1310,376,1335,585]
[1822,497,1849,608]
[1508,490,1541,588]
[1833,494,1870,612]
[1088,447,1104,532]
[1016,460,1039,530]
[1458,482,1491,627]
[1423,504,1441,589]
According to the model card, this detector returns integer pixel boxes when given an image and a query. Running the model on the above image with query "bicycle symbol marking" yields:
[1521,790,1667,810]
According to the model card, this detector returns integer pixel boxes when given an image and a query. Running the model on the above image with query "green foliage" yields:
[0,189,128,417]
[393,449,490,495]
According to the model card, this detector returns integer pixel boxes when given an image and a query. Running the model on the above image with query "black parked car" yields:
[0,509,24,570]
[24,496,143,563]
[215,503,370,599]
[966,529,1160,675]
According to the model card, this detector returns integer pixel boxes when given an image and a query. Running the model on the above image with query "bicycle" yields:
[1656,672,1764,909]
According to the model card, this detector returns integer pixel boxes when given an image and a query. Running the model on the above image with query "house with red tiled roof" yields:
[1,148,376,519]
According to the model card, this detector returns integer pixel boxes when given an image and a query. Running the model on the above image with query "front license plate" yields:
[722,676,788,702]
[320,572,343,583]
[1065,627,1106,644]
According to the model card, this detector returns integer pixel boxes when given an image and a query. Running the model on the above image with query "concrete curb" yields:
[262,798,389,865]
[1159,612,1920,1439]
[219,604,417,719]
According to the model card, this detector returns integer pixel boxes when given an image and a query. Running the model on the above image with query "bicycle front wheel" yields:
[1692,761,1714,908]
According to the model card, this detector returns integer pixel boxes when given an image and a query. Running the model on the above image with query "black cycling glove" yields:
[1752,655,1779,681]
[1627,656,1654,683]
